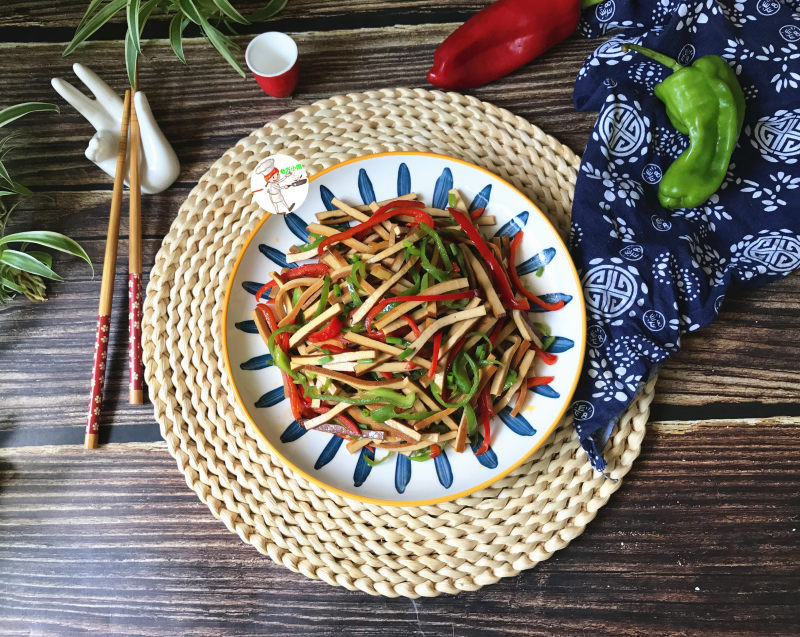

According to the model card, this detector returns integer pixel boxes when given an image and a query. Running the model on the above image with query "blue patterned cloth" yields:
[569,0,800,471]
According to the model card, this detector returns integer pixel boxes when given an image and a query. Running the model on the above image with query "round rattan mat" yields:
[143,88,655,598]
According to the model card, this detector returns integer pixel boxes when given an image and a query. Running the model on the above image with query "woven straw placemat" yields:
[143,88,655,598]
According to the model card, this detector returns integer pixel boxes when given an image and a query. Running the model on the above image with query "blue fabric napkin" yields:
[569,0,800,471]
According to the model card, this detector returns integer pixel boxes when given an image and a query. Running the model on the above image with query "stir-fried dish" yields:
[251,189,564,463]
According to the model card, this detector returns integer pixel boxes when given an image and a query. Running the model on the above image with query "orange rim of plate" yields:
[221,151,587,507]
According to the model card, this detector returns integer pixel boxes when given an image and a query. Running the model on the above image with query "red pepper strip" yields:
[311,406,361,437]
[364,290,481,338]
[428,331,442,381]
[509,231,566,311]
[317,200,429,255]
[474,386,493,455]
[308,316,343,343]
[401,314,421,338]
[488,319,506,346]
[527,375,555,388]
[469,206,485,220]
[444,337,466,381]
[380,371,394,380]
[533,346,558,365]
[405,362,416,370]
[254,263,331,298]
[287,380,303,421]
[449,208,529,311]
[429,443,442,458]
[426,0,583,90]
[298,385,312,407]
[256,303,279,332]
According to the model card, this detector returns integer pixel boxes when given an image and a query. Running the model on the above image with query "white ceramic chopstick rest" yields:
[51,63,180,194]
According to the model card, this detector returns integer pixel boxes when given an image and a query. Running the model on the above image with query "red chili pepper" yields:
[426,0,593,90]
[489,319,506,346]
[428,331,442,381]
[444,337,466,380]
[474,386,493,455]
[317,200,430,255]
[449,209,529,311]
[401,314,421,338]
[405,362,417,370]
[470,206,485,220]
[364,289,480,338]
[533,346,558,365]
[308,316,343,343]
[509,231,566,311]
[256,303,279,331]
[380,371,394,380]
[286,374,303,421]
[527,375,555,387]
[254,263,331,299]
[429,443,442,458]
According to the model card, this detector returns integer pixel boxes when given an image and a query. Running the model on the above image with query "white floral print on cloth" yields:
[571,0,800,471]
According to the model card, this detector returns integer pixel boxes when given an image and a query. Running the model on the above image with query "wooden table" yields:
[1,2,798,634]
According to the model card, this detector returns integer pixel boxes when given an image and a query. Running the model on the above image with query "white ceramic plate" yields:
[223,152,586,506]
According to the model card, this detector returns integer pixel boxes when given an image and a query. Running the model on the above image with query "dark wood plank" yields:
[1,422,798,635]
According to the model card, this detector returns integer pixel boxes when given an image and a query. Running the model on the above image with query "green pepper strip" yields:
[408,448,431,462]
[364,451,395,467]
[421,223,452,271]
[463,403,478,435]
[294,233,326,253]
[267,325,302,376]
[313,275,331,319]
[301,385,417,409]
[431,352,480,409]
[347,279,362,307]
[502,370,518,393]
[367,405,439,422]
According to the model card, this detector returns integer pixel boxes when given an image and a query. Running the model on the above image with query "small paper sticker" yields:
[250,154,309,215]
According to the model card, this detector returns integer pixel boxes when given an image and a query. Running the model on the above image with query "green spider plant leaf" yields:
[76,0,106,32]
[28,251,53,268]
[169,14,190,64]
[212,0,250,24]
[0,231,92,269]
[0,275,26,294]
[65,0,127,56]
[125,29,139,88]
[0,103,59,130]
[0,249,63,281]
[250,0,288,21]
[127,0,142,54]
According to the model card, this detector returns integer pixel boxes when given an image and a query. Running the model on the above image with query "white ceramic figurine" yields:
[51,63,180,194]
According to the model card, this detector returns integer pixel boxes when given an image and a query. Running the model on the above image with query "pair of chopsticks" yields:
[85,88,145,449]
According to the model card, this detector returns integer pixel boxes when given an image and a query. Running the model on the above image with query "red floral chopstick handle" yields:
[86,314,111,448]
[128,273,143,402]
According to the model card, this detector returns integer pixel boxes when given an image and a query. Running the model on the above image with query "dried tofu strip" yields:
[302,402,350,429]
[290,350,376,370]
[494,320,519,347]
[383,419,422,443]
[437,298,483,353]
[352,192,417,212]
[512,309,535,342]
[412,408,457,431]
[367,201,398,238]
[494,350,536,412]
[343,333,429,372]
[512,340,532,368]
[379,306,428,336]
[394,431,457,454]
[276,278,325,327]
[302,365,410,391]
[351,256,418,323]
[406,380,459,430]
[252,308,271,348]
[346,437,372,454]
[306,223,375,254]
[406,306,487,354]
[448,188,467,212]
[346,408,418,443]
[511,385,528,417]
[314,193,417,221]
[464,251,505,318]
[490,336,521,396]
[374,277,469,330]
[366,229,423,264]
[330,196,391,240]
[288,303,343,347]
[286,250,319,264]
[462,316,498,351]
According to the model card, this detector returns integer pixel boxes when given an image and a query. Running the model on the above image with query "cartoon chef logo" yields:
[250,154,309,215]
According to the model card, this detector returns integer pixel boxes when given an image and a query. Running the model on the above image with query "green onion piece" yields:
[542,335,556,351]
[385,336,408,347]
[317,355,333,364]
[448,192,457,208]
[502,370,518,393]
[320,378,331,392]
[347,280,362,307]
[535,266,545,277]
[398,347,414,361]
[333,283,342,298]
[356,359,374,364]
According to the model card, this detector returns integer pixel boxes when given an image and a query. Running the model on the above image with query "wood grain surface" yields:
[1,1,798,634]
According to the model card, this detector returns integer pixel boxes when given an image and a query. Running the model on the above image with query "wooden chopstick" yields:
[85,89,132,449]
[128,92,144,405]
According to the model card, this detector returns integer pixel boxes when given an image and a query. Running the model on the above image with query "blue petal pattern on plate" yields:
[242,280,269,298]
[470,435,498,469]
[547,336,574,353]
[358,169,376,205]
[285,213,309,242]
[353,446,374,487]
[532,384,560,398]
[397,163,411,196]
[259,244,295,269]
[469,184,492,212]
[315,435,343,470]
[528,292,573,312]
[494,211,529,238]
[498,407,536,436]
[280,421,307,443]
[255,386,285,408]
[517,247,556,276]
[432,168,453,210]
[235,320,258,334]
[240,353,273,370]
[394,453,411,494]
[319,185,336,210]
[434,452,453,488]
